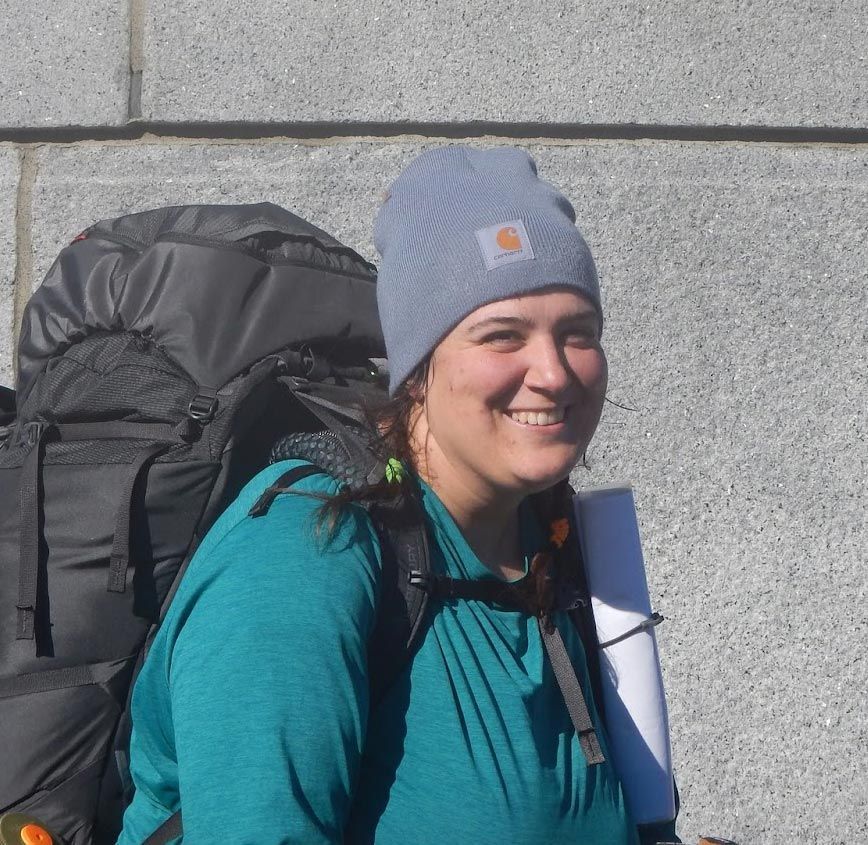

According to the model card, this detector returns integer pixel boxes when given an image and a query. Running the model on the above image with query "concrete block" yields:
[29,140,868,843]
[0,149,19,387]
[0,0,129,128]
[141,0,867,127]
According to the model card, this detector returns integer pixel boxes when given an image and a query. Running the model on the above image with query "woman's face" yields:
[412,288,608,503]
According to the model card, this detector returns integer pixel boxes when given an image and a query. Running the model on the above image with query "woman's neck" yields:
[407,406,528,579]
[421,467,526,581]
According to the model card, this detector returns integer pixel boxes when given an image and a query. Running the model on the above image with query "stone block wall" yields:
[2,2,866,842]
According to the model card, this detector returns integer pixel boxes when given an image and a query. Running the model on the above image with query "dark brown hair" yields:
[316,358,430,534]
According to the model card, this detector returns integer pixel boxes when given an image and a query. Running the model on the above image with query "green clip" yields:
[385,457,405,484]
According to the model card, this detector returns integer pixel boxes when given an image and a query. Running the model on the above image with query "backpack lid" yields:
[17,203,384,401]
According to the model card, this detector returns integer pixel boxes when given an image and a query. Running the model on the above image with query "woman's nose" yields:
[524,338,573,392]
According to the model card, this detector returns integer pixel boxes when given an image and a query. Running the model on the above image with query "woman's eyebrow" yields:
[466,310,600,333]
[557,312,600,327]
[465,315,534,332]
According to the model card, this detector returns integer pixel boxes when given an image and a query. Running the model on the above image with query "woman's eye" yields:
[563,328,598,347]
[483,331,522,345]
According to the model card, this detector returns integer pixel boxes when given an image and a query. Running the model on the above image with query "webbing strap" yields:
[248,464,325,517]
[142,809,182,845]
[425,574,539,613]
[50,421,177,442]
[107,440,179,593]
[0,657,131,698]
[366,487,432,705]
[16,426,45,640]
[598,612,665,649]
[537,616,606,766]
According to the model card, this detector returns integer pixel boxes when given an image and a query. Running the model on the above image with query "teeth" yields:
[509,408,565,426]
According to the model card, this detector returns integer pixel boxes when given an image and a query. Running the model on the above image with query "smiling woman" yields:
[118,147,680,845]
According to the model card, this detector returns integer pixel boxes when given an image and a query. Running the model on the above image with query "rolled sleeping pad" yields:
[573,485,676,825]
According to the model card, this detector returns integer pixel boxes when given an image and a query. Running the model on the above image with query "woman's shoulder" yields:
[201,459,380,560]
[162,461,384,634]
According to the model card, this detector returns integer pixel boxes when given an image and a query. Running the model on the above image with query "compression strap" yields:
[538,616,606,766]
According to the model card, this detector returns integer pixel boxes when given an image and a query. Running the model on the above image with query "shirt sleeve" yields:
[161,470,382,844]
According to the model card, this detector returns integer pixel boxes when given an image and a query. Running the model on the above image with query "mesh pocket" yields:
[20,333,196,425]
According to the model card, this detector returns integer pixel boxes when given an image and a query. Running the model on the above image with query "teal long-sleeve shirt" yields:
[119,462,674,844]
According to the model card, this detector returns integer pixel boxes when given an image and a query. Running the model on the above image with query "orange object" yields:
[549,517,570,549]
[19,825,52,845]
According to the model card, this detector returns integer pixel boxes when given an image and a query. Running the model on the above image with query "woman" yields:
[118,146,679,844]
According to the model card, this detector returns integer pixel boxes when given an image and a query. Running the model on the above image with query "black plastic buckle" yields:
[298,345,331,381]
[300,345,316,377]
[25,421,45,447]
[408,570,430,591]
[188,394,218,423]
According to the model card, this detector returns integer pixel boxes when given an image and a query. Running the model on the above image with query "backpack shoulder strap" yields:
[247,458,432,706]
[0,385,14,426]
[365,485,431,705]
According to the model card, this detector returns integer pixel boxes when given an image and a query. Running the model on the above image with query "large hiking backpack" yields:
[0,203,437,845]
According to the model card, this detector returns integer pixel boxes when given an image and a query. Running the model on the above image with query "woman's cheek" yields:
[577,348,608,391]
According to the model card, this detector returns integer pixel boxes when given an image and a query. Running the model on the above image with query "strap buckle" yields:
[408,570,430,591]
[188,393,218,423]
[25,421,45,447]
[298,344,332,381]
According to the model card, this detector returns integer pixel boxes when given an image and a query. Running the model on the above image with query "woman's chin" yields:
[510,454,583,494]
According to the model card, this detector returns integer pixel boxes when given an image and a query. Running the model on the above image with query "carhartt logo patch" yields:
[476,219,535,271]
[496,226,522,251]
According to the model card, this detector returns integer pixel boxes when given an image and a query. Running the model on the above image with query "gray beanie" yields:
[374,145,601,394]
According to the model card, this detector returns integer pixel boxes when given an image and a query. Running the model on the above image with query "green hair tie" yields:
[385,457,406,484]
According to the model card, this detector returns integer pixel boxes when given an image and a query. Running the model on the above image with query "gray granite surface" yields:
[141,0,867,127]
[0,0,129,128]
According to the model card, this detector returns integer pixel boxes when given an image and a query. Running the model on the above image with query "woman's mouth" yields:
[507,407,567,426]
